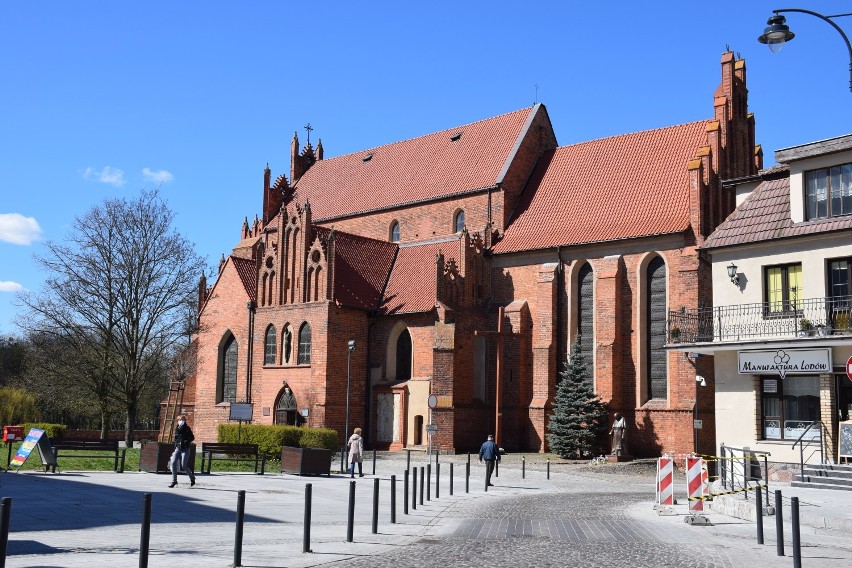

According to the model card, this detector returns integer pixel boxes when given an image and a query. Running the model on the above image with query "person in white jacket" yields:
[347,428,364,478]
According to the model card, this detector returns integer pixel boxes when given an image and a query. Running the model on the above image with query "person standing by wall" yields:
[169,414,196,488]
[479,434,500,486]
[347,427,364,478]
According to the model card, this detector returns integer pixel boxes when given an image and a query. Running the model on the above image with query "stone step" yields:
[802,466,852,480]
[795,474,852,487]
[792,480,852,492]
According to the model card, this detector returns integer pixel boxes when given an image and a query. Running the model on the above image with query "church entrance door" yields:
[275,386,300,426]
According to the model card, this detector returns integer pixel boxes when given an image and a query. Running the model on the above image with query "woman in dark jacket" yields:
[169,414,196,488]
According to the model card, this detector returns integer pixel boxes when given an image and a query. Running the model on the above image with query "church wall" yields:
[489,238,714,457]
[192,263,252,443]
[316,193,491,244]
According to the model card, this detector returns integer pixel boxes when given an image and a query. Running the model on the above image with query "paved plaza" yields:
[2,454,852,567]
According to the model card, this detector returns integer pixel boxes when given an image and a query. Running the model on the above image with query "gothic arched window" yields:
[577,262,594,383]
[390,221,400,243]
[646,256,668,400]
[264,324,276,365]
[297,322,311,365]
[396,328,412,381]
[454,210,465,233]
[218,333,238,403]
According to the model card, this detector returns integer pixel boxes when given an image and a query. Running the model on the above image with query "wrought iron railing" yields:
[792,420,824,482]
[668,295,852,344]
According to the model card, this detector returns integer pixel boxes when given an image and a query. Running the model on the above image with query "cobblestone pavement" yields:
[332,460,852,568]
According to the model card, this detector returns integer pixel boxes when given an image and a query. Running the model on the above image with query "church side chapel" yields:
[183,52,761,457]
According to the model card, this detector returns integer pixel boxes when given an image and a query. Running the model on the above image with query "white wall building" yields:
[670,134,852,469]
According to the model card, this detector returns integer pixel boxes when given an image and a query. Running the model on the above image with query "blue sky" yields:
[2,2,851,335]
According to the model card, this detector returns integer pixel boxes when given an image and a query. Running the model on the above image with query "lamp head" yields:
[727,263,740,287]
[758,14,795,53]
[348,339,357,351]
[696,375,707,387]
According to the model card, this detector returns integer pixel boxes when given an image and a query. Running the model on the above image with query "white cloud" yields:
[0,213,42,245]
[0,281,25,293]
[142,167,174,184]
[83,166,126,186]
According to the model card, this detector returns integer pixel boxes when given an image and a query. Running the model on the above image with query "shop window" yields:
[761,375,820,440]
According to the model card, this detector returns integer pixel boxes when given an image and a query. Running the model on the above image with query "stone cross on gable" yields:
[304,122,313,145]
[474,305,521,446]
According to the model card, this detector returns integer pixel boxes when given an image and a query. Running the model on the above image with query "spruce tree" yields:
[546,337,609,459]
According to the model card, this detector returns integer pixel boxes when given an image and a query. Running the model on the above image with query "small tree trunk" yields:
[124,404,137,449]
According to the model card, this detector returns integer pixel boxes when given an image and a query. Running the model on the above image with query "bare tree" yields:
[18,189,206,446]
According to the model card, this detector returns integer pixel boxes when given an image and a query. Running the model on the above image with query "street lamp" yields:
[344,339,356,450]
[758,9,852,92]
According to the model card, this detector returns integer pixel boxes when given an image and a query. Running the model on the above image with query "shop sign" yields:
[738,348,832,380]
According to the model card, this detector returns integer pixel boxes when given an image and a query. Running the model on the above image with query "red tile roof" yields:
[230,256,258,302]
[292,107,536,221]
[703,170,852,249]
[380,239,457,315]
[314,227,397,311]
[493,121,709,253]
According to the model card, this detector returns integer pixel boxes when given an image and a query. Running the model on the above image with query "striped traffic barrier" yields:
[701,460,709,499]
[688,483,768,501]
[656,455,674,507]
[686,456,704,513]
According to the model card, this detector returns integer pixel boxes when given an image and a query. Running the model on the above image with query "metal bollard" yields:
[484,463,488,492]
[467,452,471,467]
[419,466,425,505]
[404,469,409,515]
[139,493,152,568]
[755,483,764,545]
[391,475,397,523]
[495,459,499,478]
[0,497,11,568]
[435,451,439,465]
[547,459,550,480]
[791,497,801,568]
[465,462,470,493]
[522,457,525,479]
[775,490,785,557]
[436,463,441,498]
[406,449,411,471]
[450,463,454,496]
[234,490,246,567]
[412,467,417,510]
[347,481,355,542]
[373,449,377,476]
[427,464,431,501]
[303,484,313,553]
[372,478,379,534]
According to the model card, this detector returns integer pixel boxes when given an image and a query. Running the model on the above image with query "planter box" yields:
[281,446,332,476]
[139,441,196,474]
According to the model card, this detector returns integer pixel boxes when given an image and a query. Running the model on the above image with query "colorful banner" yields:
[10,428,48,468]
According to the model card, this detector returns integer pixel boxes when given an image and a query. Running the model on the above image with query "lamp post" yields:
[758,9,852,92]
[345,339,356,447]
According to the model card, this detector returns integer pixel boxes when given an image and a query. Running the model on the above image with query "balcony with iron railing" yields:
[668,295,852,345]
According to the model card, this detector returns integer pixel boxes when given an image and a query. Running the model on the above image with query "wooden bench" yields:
[49,439,126,473]
[200,442,266,474]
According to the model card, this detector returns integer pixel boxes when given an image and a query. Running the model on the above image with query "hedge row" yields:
[217,424,338,458]
[17,423,66,439]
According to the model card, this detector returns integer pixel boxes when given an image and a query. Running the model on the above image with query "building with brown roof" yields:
[183,51,760,458]
[671,133,852,471]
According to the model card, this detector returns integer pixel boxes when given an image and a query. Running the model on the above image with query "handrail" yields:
[792,420,824,482]
[719,444,771,502]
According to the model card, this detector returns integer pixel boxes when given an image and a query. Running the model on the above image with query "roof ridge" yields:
[294,106,535,169]
[556,119,711,150]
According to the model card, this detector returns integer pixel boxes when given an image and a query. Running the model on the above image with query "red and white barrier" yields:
[686,455,704,513]
[656,455,674,506]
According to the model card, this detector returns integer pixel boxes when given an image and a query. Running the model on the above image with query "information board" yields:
[839,420,852,461]
[10,428,57,469]
[229,403,253,421]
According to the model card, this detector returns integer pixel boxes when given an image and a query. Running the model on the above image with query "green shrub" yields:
[18,423,66,439]
[299,428,338,451]
[217,424,338,457]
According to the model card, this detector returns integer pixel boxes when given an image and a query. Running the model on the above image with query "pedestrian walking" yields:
[347,427,364,478]
[169,414,196,488]
[479,434,500,486]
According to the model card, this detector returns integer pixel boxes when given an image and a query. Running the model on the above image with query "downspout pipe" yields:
[246,300,255,402]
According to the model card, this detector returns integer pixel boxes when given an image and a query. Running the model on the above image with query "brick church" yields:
[183,52,761,457]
